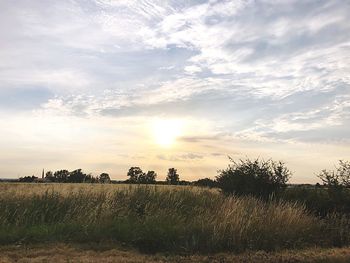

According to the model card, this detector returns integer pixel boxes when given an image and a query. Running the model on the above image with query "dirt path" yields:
[1,244,350,263]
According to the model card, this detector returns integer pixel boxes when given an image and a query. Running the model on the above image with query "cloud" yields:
[0,0,349,185]
[157,153,204,162]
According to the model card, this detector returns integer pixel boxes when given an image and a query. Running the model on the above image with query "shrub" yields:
[216,158,291,199]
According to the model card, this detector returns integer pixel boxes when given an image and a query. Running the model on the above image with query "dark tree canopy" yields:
[216,158,291,199]
[99,173,111,183]
[126,167,157,184]
[144,171,157,184]
[318,160,350,189]
[68,169,87,183]
[166,168,180,185]
[127,167,144,183]
[193,178,217,188]
[54,170,69,182]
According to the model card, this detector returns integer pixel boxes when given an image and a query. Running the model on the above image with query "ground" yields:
[1,243,350,263]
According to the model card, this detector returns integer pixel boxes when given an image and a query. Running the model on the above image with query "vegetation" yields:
[2,243,350,263]
[126,167,157,184]
[0,183,349,254]
[6,158,350,258]
[166,168,180,185]
[216,158,291,199]
[19,169,109,183]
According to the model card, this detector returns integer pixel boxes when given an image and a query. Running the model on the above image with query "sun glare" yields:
[152,119,183,147]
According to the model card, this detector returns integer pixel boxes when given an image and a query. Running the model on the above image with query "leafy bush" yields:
[216,158,291,199]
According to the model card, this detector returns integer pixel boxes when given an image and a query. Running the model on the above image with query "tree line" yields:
[18,158,350,194]
[19,169,111,183]
[18,167,183,185]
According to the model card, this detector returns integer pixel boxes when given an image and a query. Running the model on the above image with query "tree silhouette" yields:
[54,170,69,183]
[68,169,86,183]
[166,168,179,185]
[216,158,291,199]
[99,173,111,183]
[318,160,350,196]
[127,167,144,183]
[144,170,157,184]
[45,171,54,182]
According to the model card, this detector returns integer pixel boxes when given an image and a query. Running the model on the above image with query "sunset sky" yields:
[0,0,349,183]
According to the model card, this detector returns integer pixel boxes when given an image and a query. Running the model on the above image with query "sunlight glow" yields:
[152,119,183,147]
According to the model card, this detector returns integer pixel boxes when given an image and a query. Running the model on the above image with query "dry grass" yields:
[0,243,350,263]
[0,183,217,197]
[0,183,348,253]
[0,183,322,252]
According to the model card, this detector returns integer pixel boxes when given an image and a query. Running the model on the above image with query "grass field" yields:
[0,183,349,259]
[1,243,350,263]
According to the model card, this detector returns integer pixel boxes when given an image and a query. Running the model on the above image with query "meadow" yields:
[0,183,349,256]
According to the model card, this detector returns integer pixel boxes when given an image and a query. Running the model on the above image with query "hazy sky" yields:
[1,0,349,182]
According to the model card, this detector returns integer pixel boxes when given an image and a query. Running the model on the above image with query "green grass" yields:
[0,184,349,253]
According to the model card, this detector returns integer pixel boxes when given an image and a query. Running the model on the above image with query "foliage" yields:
[18,176,38,182]
[144,171,157,184]
[0,184,340,253]
[126,167,157,184]
[166,168,180,185]
[192,178,217,188]
[54,170,70,183]
[99,173,111,184]
[44,169,98,183]
[280,185,350,216]
[216,158,291,199]
[318,160,350,188]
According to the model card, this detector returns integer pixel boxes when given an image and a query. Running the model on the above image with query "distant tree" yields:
[68,169,86,183]
[19,175,37,182]
[99,173,111,183]
[127,167,144,184]
[144,171,157,184]
[337,160,350,187]
[317,160,350,209]
[193,178,217,188]
[216,158,291,199]
[318,160,350,189]
[84,173,98,183]
[166,168,180,185]
[45,171,54,182]
[54,170,69,183]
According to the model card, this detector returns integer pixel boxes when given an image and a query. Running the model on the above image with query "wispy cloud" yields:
[0,0,349,181]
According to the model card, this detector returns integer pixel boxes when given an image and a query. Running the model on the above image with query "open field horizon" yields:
[1,0,350,261]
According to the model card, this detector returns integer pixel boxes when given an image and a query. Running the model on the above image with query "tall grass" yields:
[0,184,347,253]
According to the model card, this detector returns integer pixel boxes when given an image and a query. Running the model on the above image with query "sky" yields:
[0,0,349,183]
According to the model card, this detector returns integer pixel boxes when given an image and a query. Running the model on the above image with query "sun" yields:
[152,119,183,147]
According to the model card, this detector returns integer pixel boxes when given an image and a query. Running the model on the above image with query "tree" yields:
[127,167,144,184]
[54,170,69,183]
[144,171,157,184]
[166,168,180,185]
[216,158,291,199]
[45,171,54,182]
[68,169,86,183]
[19,175,37,182]
[99,173,111,183]
[192,178,217,188]
[318,160,350,189]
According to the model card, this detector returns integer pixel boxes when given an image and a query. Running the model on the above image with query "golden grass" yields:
[0,243,350,263]
[0,183,217,197]
[0,183,323,253]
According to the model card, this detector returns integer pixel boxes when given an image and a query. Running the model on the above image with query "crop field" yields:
[0,183,349,262]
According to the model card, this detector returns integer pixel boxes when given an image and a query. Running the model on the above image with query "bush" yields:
[216,158,291,199]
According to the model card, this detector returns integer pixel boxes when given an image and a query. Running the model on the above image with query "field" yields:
[1,243,350,263]
[0,183,349,262]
